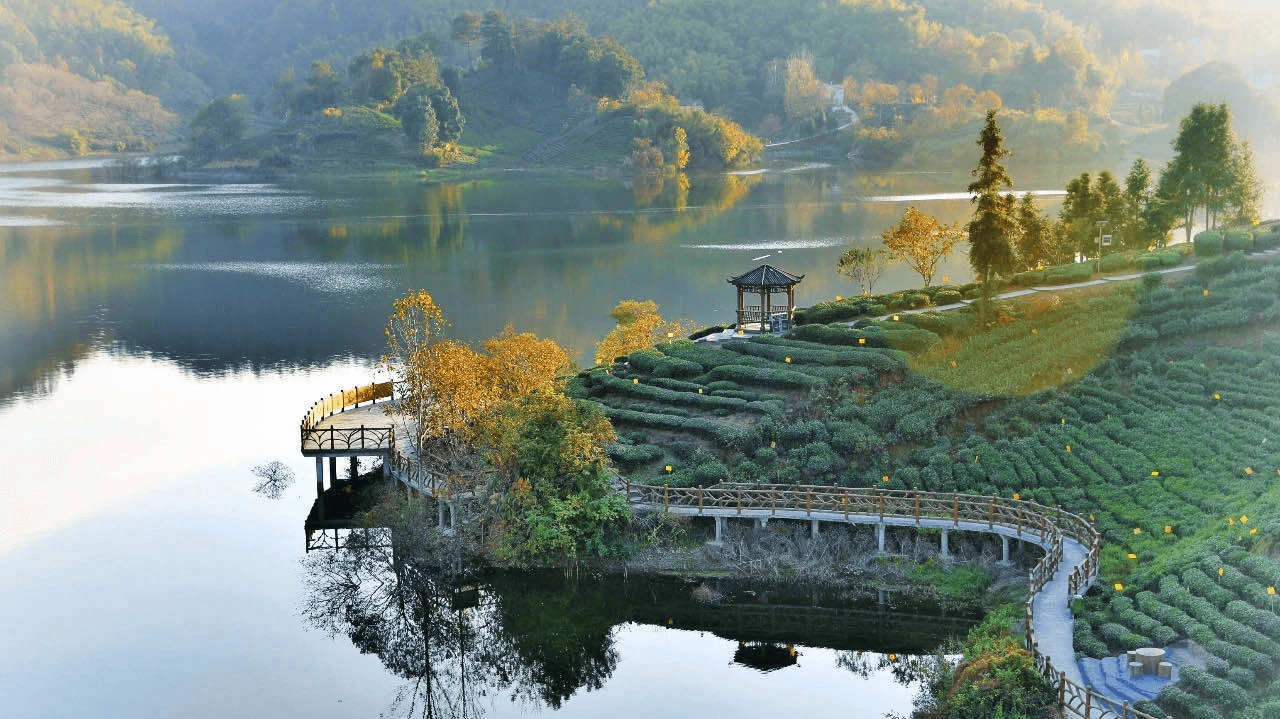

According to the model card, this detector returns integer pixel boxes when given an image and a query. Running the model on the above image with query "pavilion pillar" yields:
[760,288,767,329]
[788,286,795,319]
[737,287,744,326]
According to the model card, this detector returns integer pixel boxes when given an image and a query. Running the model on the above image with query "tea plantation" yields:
[569,253,1280,719]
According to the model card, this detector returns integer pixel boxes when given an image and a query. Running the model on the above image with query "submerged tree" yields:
[880,206,963,288]
[966,110,1017,295]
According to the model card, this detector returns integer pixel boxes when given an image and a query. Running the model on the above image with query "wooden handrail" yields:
[626,481,1137,719]
[300,382,393,432]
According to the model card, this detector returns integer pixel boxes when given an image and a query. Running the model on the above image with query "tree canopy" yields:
[966,111,1017,290]
[1159,102,1261,241]
[880,207,963,288]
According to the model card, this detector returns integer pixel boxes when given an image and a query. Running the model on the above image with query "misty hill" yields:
[0,0,207,158]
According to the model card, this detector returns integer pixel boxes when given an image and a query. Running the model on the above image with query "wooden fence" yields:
[626,481,1146,719]
[300,382,393,432]
[300,382,395,454]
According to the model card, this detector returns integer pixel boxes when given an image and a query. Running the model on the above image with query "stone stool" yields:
[1158,661,1173,679]
[1129,661,1145,678]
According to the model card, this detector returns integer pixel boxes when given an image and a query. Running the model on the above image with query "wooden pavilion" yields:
[727,264,804,332]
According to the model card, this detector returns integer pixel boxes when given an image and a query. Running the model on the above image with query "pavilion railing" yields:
[623,481,1140,719]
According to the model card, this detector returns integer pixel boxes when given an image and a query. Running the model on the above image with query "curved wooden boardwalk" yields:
[299,385,1153,719]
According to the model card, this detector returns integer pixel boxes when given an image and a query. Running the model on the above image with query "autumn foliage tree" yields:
[593,299,697,365]
[881,206,964,287]
[382,290,571,489]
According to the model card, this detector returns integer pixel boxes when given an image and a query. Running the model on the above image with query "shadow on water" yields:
[301,520,977,718]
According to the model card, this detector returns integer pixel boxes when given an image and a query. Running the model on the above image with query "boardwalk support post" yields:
[941,529,949,559]
[712,516,725,545]
[810,518,819,539]
[1001,535,1011,564]
[876,522,886,553]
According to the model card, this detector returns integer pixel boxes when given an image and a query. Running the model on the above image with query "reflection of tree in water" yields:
[837,649,935,687]
[301,514,621,717]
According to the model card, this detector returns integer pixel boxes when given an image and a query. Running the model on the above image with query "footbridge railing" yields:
[300,382,395,454]
[626,481,1147,719]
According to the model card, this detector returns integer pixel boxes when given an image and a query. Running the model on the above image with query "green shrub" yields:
[1195,230,1225,257]
[1157,685,1224,719]
[934,288,964,305]
[1223,230,1255,253]
[1097,252,1133,272]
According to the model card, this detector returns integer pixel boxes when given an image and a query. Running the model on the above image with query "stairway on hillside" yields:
[1077,653,1179,703]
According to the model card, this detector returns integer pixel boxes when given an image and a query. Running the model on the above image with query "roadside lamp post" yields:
[1094,220,1108,273]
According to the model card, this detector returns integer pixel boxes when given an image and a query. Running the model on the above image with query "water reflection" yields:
[302,519,975,718]
[1,159,1092,407]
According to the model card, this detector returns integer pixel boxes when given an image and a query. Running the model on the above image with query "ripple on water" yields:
[682,236,848,251]
[145,261,395,294]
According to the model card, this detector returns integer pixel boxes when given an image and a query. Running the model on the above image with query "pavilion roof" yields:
[727,264,804,289]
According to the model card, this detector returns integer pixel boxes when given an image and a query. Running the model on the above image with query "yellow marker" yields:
[770,441,776,448]
[1165,525,1172,534]
[1245,467,1254,475]
[881,475,890,484]
[665,465,672,473]
[1013,493,1021,500]
[950,360,957,367]
[1089,514,1095,521]
[1061,418,1066,424]
[1128,553,1138,559]
[858,337,866,345]
[1213,393,1221,400]
[1133,527,1142,535]
[1066,444,1072,452]
[1219,567,1225,576]
[835,295,843,301]
[1229,517,1236,525]
[1204,289,1210,296]
[1241,515,1249,523]
[1031,328,1038,335]
[784,357,791,363]
[1151,471,1159,477]
[892,315,900,321]
[888,653,897,661]
[697,388,703,393]
[1269,587,1276,596]
[1251,528,1259,535]
[1114,583,1124,592]
[942,276,950,283]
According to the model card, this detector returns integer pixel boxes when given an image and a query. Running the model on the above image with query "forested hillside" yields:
[0,0,199,158]
[4,0,1278,169]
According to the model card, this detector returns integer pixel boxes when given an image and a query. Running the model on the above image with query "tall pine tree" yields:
[967,111,1017,297]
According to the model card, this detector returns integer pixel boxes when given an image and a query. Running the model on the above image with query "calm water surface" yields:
[1,159,1026,717]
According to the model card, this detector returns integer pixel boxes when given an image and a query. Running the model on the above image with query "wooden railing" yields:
[625,481,1145,719]
[300,382,393,432]
[302,425,394,453]
[300,382,395,454]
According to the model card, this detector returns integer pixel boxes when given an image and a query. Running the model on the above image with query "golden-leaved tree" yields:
[381,290,627,564]
[593,299,698,365]
[382,290,571,491]
[882,205,964,287]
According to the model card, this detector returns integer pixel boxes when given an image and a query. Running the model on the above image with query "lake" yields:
[0,158,1054,717]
